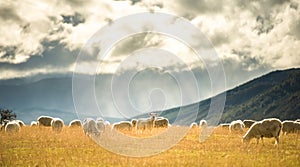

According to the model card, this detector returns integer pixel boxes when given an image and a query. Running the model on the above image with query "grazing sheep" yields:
[131,119,137,128]
[15,120,25,127]
[282,120,300,135]
[219,123,230,128]
[5,120,20,133]
[229,120,245,133]
[82,118,100,137]
[154,117,169,128]
[243,120,256,128]
[112,121,132,131]
[30,121,38,127]
[190,122,198,128]
[199,120,207,128]
[69,119,82,127]
[242,118,282,145]
[96,119,106,133]
[51,118,64,133]
[37,116,53,127]
[136,114,156,133]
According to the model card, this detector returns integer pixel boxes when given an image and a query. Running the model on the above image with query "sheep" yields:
[30,121,38,127]
[243,120,256,128]
[69,119,82,127]
[5,120,21,133]
[131,119,137,128]
[15,120,25,127]
[219,123,230,129]
[242,118,282,145]
[282,120,300,135]
[229,120,245,133]
[37,116,53,127]
[112,121,132,131]
[199,120,207,128]
[154,117,169,128]
[136,114,156,133]
[51,118,64,133]
[82,118,100,137]
[96,119,106,133]
[190,122,198,128]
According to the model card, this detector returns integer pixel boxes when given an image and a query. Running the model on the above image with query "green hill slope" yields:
[159,68,300,124]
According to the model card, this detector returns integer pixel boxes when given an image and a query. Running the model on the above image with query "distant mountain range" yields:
[1,68,299,125]
[158,68,300,124]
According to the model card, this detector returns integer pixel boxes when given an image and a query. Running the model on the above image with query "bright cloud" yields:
[0,0,299,85]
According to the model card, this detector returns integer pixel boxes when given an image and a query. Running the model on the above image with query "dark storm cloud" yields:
[113,0,142,5]
[130,0,142,5]
[235,0,290,14]
[176,0,224,14]
[0,6,21,22]
[0,38,79,72]
[255,15,274,35]
[231,49,263,70]
[0,45,18,59]
[290,1,298,10]
[111,33,162,57]
[61,12,85,26]
[62,0,86,7]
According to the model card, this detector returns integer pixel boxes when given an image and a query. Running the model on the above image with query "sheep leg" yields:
[261,137,264,146]
[275,136,279,145]
[256,138,259,145]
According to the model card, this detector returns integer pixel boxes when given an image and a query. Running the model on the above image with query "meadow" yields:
[0,126,299,167]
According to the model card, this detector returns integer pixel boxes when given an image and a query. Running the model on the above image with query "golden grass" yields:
[0,126,299,166]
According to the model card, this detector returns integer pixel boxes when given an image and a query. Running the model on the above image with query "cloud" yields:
[61,12,85,26]
[0,0,299,89]
[0,5,21,22]
[0,39,79,79]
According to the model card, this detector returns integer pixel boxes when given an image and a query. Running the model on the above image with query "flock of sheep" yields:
[221,118,300,145]
[1,114,300,146]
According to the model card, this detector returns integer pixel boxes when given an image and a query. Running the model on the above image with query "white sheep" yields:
[136,114,156,133]
[96,119,106,133]
[51,118,64,133]
[219,123,230,129]
[15,120,26,127]
[154,117,169,128]
[37,116,53,127]
[131,119,137,128]
[112,121,132,131]
[229,120,245,133]
[30,121,38,127]
[243,120,256,128]
[5,120,21,133]
[82,118,100,137]
[282,120,300,135]
[199,120,207,128]
[69,119,82,127]
[242,118,282,145]
[190,122,198,128]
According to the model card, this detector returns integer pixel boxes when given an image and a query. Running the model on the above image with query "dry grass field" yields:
[0,126,299,166]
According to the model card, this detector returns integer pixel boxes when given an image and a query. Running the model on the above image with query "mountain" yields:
[157,68,300,124]
[0,77,76,124]
[1,68,299,125]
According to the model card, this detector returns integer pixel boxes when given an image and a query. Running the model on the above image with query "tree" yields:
[0,108,16,125]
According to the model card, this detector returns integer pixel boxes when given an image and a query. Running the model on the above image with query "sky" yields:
[1,0,300,119]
